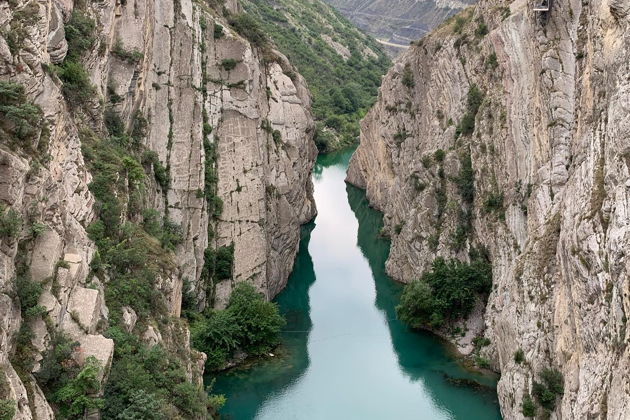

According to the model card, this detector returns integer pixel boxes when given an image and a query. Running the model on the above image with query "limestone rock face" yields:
[0,0,315,415]
[348,0,630,418]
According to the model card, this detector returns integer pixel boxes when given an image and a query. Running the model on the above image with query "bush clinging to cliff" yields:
[191,282,285,371]
[396,256,492,329]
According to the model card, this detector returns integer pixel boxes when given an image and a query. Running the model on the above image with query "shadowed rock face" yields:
[0,0,315,416]
[348,0,630,418]
[323,0,476,54]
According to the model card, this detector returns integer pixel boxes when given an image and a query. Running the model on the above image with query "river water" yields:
[212,148,502,419]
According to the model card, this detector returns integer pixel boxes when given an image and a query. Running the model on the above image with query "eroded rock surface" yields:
[348,0,630,418]
[0,0,315,416]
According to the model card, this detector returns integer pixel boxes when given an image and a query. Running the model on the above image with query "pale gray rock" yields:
[121,306,138,332]
[0,0,316,414]
[348,0,630,418]
[47,1,67,63]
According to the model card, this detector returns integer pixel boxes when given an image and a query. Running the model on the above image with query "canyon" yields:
[1,0,629,418]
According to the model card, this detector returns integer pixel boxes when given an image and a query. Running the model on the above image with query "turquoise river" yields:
[212,148,502,419]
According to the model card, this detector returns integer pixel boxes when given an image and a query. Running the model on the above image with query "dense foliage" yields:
[34,332,104,419]
[102,328,215,419]
[532,368,564,410]
[0,400,16,420]
[521,395,536,417]
[54,11,97,104]
[396,253,492,329]
[238,0,390,152]
[0,81,44,151]
[191,283,285,371]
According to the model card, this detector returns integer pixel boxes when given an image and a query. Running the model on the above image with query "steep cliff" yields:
[240,0,390,152]
[348,0,630,418]
[0,0,315,417]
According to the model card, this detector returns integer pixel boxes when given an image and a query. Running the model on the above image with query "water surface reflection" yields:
[212,149,501,419]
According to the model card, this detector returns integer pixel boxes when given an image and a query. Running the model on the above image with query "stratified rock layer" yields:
[0,0,315,416]
[348,0,630,418]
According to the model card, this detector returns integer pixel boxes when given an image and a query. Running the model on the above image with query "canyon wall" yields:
[0,0,315,417]
[348,0,630,418]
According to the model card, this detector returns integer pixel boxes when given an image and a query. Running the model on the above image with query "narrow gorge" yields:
[0,0,629,419]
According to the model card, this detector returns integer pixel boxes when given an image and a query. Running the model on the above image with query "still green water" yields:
[212,148,502,419]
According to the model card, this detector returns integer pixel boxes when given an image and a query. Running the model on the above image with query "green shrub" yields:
[313,124,335,152]
[64,11,96,61]
[30,222,48,238]
[475,20,489,38]
[533,368,564,410]
[475,356,490,368]
[396,256,492,329]
[35,332,80,394]
[393,129,409,144]
[214,23,224,39]
[272,129,282,143]
[521,395,536,417]
[227,283,285,354]
[191,309,241,370]
[111,39,144,64]
[16,273,44,317]
[103,328,213,418]
[141,150,170,190]
[228,14,269,49]
[486,52,498,70]
[161,218,183,251]
[0,400,16,420]
[220,58,239,71]
[56,60,96,104]
[115,390,165,420]
[473,336,491,350]
[452,16,467,34]
[456,151,474,204]
[52,356,103,419]
[191,283,285,371]
[0,81,43,146]
[104,108,125,138]
[434,149,446,162]
[514,348,525,364]
[483,191,505,215]
[0,205,22,240]
[455,84,484,138]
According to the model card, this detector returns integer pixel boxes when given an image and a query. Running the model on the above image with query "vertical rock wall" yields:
[0,0,315,417]
[348,0,630,418]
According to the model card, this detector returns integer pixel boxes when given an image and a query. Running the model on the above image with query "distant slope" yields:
[240,0,390,152]
[323,0,475,55]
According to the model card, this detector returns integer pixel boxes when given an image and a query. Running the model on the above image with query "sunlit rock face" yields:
[348,0,630,418]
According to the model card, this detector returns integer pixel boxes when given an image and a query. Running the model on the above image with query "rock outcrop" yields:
[0,0,315,416]
[348,0,630,418]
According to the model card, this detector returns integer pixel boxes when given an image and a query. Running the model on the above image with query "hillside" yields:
[240,0,391,152]
[324,0,475,55]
